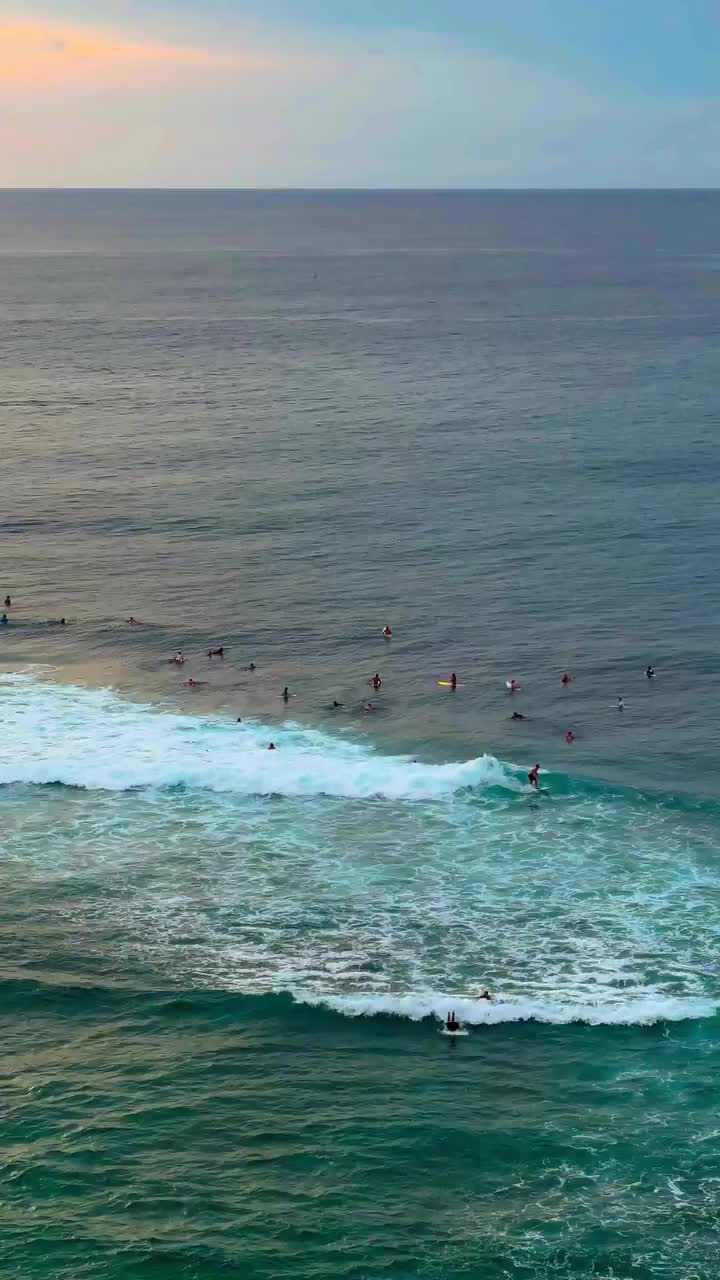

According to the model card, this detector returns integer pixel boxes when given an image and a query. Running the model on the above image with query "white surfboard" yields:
[441,1027,468,1037]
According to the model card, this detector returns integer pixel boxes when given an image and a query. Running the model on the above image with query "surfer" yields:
[4,595,11,608]
[370,672,382,690]
[617,697,624,711]
[127,616,140,624]
[508,678,520,692]
[561,673,573,686]
[184,678,201,688]
[268,742,276,750]
[172,651,185,665]
[565,730,575,744]
[510,711,526,721]
[450,672,457,691]
[528,764,540,789]
[476,990,492,1001]
[364,702,376,713]
[282,686,289,702]
[383,625,392,639]
[646,665,655,679]
[331,700,343,709]
[247,662,256,671]
[207,646,224,658]
[445,1011,460,1032]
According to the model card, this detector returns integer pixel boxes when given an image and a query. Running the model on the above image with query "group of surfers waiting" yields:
[163,631,658,762]
[1,595,66,627]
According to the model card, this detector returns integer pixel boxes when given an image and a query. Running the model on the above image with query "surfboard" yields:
[438,681,463,687]
[442,1027,468,1037]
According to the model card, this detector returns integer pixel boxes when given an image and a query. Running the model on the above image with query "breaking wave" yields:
[293,990,718,1027]
[0,673,517,800]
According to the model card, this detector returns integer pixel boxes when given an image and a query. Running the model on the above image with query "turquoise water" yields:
[2,191,720,1278]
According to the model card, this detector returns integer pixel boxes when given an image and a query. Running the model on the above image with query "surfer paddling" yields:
[445,1011,461,1032]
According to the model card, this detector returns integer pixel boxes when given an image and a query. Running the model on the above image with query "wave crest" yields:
[295,991,718,1027]
[0,674,515,800]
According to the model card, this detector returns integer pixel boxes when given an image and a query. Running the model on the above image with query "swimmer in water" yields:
[370,672,382,690]
[268,742,276,750]
[561,672,573,686]
[450,672,457,690]
[565,730,575,744]
[364,702,375,713]
[172,651,185,665]
[0,614,7,625]
[247,662,256,672]
[236,716,242,722]
[445,1011,460,1032]
[282,686,289,701]
[510,711,527,721]
[617,697,624,711]
[528,763,540,789]
[184,678,201,688]
[383,625,392,639]
[476,990,493,1001]
[646,665,655,679]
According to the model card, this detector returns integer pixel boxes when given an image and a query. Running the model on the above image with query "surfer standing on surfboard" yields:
[528,764,540,789]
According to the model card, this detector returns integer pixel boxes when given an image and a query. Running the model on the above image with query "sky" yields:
[2,0,720,187]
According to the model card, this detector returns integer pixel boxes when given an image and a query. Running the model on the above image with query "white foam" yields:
[294,990,718,1027]
[0,673,514,800]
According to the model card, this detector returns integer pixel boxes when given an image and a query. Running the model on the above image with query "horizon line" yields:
[1,186,719,194]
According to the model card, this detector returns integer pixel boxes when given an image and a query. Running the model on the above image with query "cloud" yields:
[0,13,718,186]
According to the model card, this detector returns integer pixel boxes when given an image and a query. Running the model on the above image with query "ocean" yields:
[1,189,720,1279]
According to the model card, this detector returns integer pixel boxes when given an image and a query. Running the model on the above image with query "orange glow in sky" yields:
[0,19,279,86]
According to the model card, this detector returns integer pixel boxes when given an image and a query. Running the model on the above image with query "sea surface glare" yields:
[2,190,720,1279]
